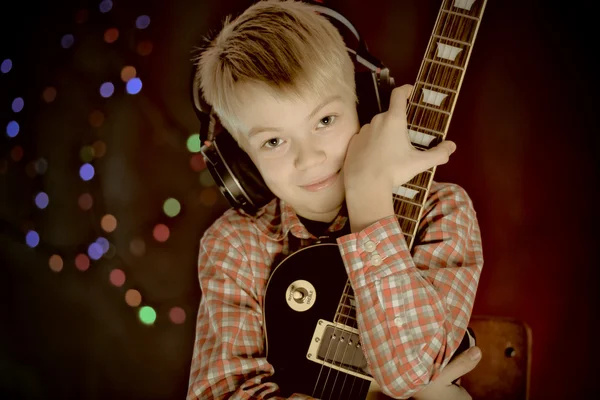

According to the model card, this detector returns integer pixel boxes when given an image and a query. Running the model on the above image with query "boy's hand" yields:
[343,84,456,193]
[412,346,482,400]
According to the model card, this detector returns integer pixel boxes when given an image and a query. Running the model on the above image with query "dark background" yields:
[1,0,596,399]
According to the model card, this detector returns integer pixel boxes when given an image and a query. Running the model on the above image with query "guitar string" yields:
[310,1,477,397]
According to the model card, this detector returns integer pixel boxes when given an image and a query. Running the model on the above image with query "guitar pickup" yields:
[307,319,372,380]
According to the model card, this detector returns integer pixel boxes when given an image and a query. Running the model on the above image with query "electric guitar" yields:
[264,1,487,398]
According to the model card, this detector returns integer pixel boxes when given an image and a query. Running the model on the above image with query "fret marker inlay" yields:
[395,186,418,200]
[422,89,448,106]
[453,0,476,11]
[408,129,436,146]
[436,43,463,61]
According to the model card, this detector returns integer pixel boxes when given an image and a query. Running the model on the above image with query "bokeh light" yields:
[61,34,75,49]
[26,230,40,248]
[136,15,151,29]
[200,188,218,206]
[101,214,117,232]
[104,243,117,259]
[75,253,90,271]
[129,238,145,256]
[95,237,110,254]
[92,140,106,157]
[35,192,49,209]
[99,0,113,13]
[138,306,157,325]
[6,121,19,138]
[109,269,126,287]
[79,163,95,181]
[125,289,142,307]
[80,146,95,162]
[11,146,24,162]
[1,59,12,73]
[136,40,153,56]
[153,224,170,242]
[187,133,201,153]
[190,154,206,172]
[88,242,104,260]
[104,28,119,43]
[100,82,115,98]
[0,160,8,174]
[34,158,48,174]
[120,66,136,82]
[89,110,105,127]
[49,255,64,272]
[12,97,24,113]
[163,198,181,217]
[78,193,93,210]
[42,87,57,103]
[169,307,186,324]
[126,77,142,95]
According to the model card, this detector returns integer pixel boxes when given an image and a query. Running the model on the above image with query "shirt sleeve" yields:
[336,183,484,399]
[186,226,318,400]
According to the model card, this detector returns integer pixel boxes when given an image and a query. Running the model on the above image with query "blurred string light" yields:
[99,0,113,13]
[61,34,75,49]
[79,163,95,181]
[1,59,12,73]
[49,255,64,272]
[26,230,40,248]
[120,66,136,82]
[187,133,201,153]
[104,28,119,43]
[190,154,205,172]
[100,81,114,98]
[109,268,126,287]
[6,121,19,138]
[126,77,142,94]
[136,15,151,30]
[139,306,156,325]
[12,97,24,112]
[1,2,185,326]
[163,198,181,217]
[35,192,49,209]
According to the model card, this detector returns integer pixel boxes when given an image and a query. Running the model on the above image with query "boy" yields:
[187,1,483,399]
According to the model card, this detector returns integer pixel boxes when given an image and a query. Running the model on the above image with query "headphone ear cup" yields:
[211,130,275,214]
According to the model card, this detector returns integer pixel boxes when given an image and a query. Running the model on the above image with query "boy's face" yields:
[234,82,360,222]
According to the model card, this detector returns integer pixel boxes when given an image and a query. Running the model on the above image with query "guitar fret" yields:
[416,81,458,94]
[424,58,465,71]
[407,124,446,138]
[432,34,472,48]
[441,8,480,21]
[419,60,463,91]
[407,104,450,134]
[409,101,452,116]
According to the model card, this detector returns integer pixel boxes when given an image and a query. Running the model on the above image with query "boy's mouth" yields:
[300,169,341,192]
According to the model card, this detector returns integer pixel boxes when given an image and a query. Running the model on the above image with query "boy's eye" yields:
[262,137,283,149]
[317,115,336,128]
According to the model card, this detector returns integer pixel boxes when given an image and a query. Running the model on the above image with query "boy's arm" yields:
[187,230,316,400]
[336,182,483,399]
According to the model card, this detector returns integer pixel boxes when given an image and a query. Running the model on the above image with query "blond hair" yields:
[194,0,357,138]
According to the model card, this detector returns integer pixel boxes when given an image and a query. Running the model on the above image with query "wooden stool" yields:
[461,315,532,400]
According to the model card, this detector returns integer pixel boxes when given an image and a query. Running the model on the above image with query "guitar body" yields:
[264,243,374,399]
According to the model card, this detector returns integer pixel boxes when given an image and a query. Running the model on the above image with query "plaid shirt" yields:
[187,181,483,399]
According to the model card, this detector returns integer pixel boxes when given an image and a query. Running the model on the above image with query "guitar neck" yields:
[395,0,487,250]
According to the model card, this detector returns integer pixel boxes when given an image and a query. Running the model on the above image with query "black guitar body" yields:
[264,243,372,399]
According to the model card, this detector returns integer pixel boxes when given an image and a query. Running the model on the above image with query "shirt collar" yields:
[247,197,349,241]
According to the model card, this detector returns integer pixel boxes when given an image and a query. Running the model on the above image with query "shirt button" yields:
[370,254,382,266]
[394,317,403,326]
[364,240,376,252]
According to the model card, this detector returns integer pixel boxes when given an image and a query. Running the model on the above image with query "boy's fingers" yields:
[417,140,456,171]
[437,346,482,384]
[387,85,413,119]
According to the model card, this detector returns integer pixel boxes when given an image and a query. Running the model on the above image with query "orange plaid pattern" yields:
[187,182,483,399]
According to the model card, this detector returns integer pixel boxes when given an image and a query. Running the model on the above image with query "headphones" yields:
[191,0,396,215]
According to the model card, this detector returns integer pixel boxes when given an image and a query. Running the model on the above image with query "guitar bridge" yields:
[307,319,373,381]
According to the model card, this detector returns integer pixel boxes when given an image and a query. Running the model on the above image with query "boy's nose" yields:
[294,143,326,171]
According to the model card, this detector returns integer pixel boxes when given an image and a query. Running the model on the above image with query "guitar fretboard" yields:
[334,0,487,326]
